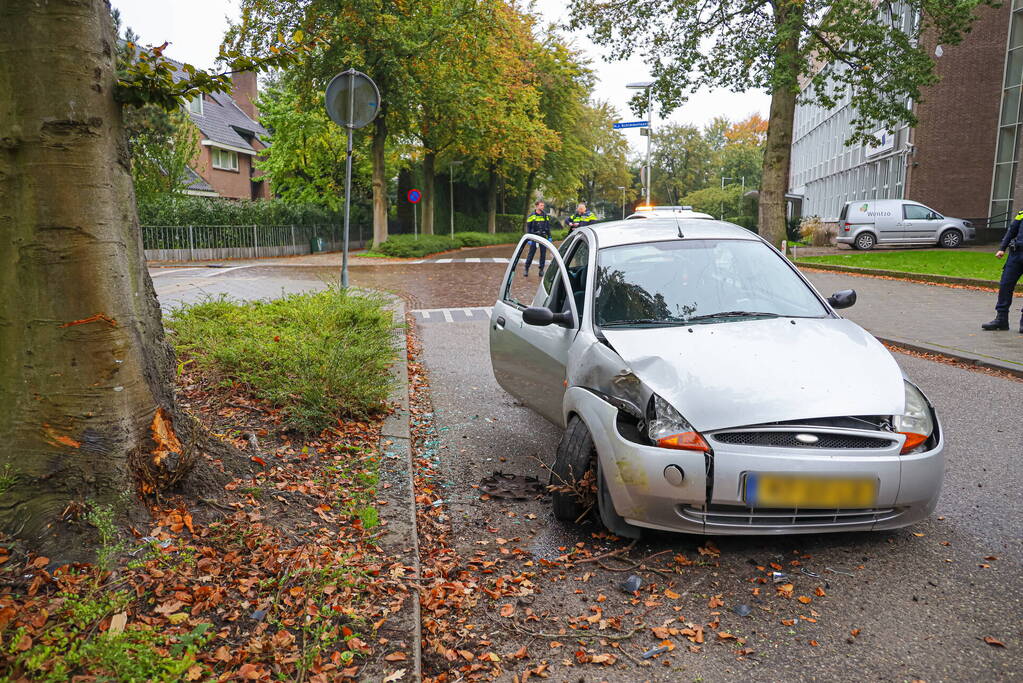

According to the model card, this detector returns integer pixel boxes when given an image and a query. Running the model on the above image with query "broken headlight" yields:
[894,381,935,454]
[647,394,709,452]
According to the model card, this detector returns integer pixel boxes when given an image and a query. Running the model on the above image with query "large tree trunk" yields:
[758,0,802,249]
[0,0,194,560]
[371,115,388,248]
[422,151,435,235]
[486,166,498,234]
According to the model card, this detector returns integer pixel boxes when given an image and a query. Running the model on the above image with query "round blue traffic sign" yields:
[407,189,421,204]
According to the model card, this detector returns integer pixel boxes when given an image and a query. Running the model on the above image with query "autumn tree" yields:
[0,0,301,559]
[575,102,633,208]
[569,0,995,246]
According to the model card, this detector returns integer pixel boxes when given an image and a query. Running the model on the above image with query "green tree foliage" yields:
[575,102,633,208]
[651,123,713,205]
[126,110,200,205]
[568,0,994,246]
[254,75,372,211]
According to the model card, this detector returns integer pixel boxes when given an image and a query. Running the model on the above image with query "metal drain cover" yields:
[480,472,544,500]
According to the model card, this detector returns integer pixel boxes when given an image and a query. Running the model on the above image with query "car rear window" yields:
[839,204,849,221]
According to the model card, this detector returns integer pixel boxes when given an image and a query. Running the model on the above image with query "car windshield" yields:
[594,239,829,327]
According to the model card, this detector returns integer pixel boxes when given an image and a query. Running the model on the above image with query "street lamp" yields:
[626,80,654,206]
[617,186,626,219]
[449,160,463,238]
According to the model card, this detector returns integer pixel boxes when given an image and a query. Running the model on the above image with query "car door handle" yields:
[495,315,506,329]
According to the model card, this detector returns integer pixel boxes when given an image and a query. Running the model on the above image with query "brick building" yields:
[178,68,271,200]
[789,2,1013,233]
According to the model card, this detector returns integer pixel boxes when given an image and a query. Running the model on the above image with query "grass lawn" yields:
[796,249,1005,282]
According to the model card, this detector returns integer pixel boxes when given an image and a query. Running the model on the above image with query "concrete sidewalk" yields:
[802,269,1023,375]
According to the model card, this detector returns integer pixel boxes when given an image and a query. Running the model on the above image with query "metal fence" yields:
[141,224,369,261]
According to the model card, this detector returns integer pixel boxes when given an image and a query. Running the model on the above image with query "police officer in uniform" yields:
[566,202,597,233]
[524,199,556,277]
[981,208,1023,333]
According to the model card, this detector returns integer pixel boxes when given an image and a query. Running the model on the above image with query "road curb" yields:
[375,295,423,682]
[876,333,1023,378]
[796,261,1023,293]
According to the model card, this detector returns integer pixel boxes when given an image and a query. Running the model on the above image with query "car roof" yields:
[585,218,761,248]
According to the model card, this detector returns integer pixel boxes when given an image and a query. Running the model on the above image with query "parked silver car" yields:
[837,199,975,250]
[490,219,944,536]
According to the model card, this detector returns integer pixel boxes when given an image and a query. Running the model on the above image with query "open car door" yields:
[489,234,579,426]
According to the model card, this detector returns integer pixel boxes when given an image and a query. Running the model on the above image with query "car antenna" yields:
[675,219,684,239]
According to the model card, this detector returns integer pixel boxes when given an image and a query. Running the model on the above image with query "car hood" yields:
[601,317,905,432]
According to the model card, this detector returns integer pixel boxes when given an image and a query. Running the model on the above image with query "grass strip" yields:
[167,287,396,432]
[796,250,1003,282]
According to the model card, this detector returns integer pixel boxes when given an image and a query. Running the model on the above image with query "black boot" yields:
[981,316,1009,331]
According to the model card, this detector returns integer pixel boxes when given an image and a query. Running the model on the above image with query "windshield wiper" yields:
[684,311,780,322]
[600,318,687,327]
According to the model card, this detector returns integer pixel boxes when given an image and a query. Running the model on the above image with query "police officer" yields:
[566,202,597,233]
[524,199,556,277]
[981,208,1023,333]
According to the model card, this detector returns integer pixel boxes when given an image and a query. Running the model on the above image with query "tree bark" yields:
[758,1,802,249]
[0,0,194,560]
[486,166,498,234]
[522,169,537,228]
[371,115,388,248]
[422,151,435,235]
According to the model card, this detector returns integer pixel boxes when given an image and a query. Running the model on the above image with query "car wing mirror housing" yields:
[523,306,574,328]
[827,289,857,309]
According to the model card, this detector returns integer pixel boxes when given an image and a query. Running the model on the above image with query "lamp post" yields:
[617,186,626,219]
[449,160,463,238]
[627,81,654,206]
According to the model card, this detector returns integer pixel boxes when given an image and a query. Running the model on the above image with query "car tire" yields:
[939,229,963,249]
[854,232,876,251]
[551,416,596,523]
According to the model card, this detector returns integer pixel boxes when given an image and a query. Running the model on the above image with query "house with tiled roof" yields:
[180,69,271,200]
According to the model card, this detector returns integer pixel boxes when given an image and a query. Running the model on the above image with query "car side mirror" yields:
[827,289,857,309]
[523,306,574,328]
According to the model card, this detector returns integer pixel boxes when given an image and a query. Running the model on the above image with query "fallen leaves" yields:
[983,637,1006,648]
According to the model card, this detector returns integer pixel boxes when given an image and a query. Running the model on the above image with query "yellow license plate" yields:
[746,474,877,508]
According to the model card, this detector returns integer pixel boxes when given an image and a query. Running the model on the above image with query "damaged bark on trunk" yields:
[0,0,197,560]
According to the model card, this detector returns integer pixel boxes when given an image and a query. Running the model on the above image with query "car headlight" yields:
[647,394,709,452]
[894,381,934,454]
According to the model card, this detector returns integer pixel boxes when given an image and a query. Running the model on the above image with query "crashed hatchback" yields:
[489,219,944,537]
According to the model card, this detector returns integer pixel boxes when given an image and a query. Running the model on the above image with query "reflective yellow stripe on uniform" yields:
[1015,211,1023,221]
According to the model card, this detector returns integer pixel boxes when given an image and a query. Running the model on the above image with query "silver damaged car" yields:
[489,219,944,537]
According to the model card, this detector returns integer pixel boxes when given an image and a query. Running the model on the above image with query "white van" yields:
[837,200,975,250]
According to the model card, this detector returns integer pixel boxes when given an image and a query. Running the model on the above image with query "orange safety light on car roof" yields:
[635,205,653,212]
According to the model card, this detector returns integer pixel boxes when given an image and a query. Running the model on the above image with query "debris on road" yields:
[479,472,545,500]
[620,574,643,593]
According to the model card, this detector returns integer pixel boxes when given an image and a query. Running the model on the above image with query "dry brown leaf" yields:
[983,637,1006,648]
[797,596,812,604]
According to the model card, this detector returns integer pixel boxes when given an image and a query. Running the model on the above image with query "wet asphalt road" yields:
[418,318,1023,681]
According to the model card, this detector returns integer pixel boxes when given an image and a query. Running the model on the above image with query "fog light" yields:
[663,465,685,486]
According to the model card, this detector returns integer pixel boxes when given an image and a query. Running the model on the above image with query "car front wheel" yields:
[854,232,876,250]
[551,416,597,523]
[939,229,963,248]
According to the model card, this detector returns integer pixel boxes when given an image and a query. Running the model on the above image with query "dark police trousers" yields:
[524,233,549,273]
[995,248,1023,316]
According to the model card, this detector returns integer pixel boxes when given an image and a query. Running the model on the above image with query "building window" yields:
[992,6,1023,227]
[188,94,203,116]
[212,148,239,171]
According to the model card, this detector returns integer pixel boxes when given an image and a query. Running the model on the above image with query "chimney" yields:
[231,71,259,120]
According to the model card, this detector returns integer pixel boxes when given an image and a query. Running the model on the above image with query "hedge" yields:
[374,228,575,258]
[139,195,348,227]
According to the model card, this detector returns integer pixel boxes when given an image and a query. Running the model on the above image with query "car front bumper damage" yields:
[566,388,944,536]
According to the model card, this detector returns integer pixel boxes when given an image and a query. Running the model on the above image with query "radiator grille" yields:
[712,431,893,449]
[679,504,900,528]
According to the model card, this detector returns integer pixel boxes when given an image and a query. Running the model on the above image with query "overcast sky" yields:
[112,0,771,153]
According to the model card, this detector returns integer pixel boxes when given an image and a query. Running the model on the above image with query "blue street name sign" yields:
[613,120,650,129]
